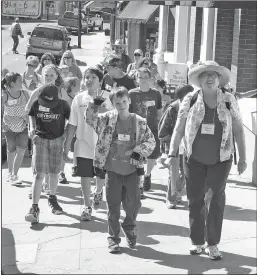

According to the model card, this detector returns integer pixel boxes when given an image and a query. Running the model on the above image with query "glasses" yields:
[201,72,219,78]
[64,57,72,59]
[44,58,52,61]
[27,64,37,68]
[134,53,141,57]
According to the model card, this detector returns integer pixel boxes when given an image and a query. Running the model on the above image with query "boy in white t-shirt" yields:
[64,67,112,220]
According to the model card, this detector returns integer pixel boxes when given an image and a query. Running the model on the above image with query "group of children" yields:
[2,50,195,253]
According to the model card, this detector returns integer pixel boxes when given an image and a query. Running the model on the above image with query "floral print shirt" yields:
[85,102,156,169]
[178,89,242,162]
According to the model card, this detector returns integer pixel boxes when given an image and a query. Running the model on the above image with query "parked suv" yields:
[26,24,71,64]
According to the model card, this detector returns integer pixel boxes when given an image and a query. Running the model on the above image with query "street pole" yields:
[110,2,117,44]
[78,1,82,49]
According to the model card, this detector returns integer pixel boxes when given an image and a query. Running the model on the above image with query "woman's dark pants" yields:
[184,156,232,246]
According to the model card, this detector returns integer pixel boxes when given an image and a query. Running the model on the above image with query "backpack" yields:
[189,89,237,164]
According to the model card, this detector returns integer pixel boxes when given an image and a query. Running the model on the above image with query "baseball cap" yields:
[38,84,59,108]
[134,49,143,56]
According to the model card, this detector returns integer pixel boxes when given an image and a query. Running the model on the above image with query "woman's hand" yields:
[237,159,247,175]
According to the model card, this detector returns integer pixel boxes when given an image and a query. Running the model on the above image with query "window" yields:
[32,28,64,41]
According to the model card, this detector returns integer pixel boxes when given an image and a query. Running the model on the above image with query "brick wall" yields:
[188,7,202,63]
[231,8,257,93]
[167,8,175,52]
[214,9,234,69]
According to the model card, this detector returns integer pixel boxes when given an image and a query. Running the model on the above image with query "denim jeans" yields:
[106,171,141,244]
[167,154,185,203]
[184,156,232,246]
[11,36,19,52]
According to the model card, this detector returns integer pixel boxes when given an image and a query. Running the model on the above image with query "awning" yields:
[148,1,257,9]
[118,1,159,23]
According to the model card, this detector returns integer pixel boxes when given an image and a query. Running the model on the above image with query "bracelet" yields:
[168,155,176,158]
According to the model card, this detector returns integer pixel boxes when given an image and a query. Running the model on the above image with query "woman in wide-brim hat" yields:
[165,60,247,260]
[111,39,131,72]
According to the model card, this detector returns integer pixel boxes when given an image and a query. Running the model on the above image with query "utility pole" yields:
[78,1,82,48]
[110,1,117,44]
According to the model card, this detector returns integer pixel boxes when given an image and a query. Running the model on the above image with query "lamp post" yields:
[78,1,82,48]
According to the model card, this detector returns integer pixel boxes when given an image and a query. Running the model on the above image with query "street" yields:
[1,20,257,274]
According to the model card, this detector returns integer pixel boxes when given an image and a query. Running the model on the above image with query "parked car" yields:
[58,11,88,34]
[26,24,71,64]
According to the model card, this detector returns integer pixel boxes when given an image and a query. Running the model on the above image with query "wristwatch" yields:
[168,155,176,158]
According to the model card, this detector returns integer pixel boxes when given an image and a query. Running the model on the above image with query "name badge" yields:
[39,105,50,112]
[118,134,130,141]
[201,123,215,135]
[146,100,155,107]
[106,84,112,91]
[8,99,17,106]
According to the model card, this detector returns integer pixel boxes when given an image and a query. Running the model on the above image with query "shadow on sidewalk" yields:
[122,245,257,274]
[227,179,256,189]
[224,205,257,222]
[1,227,38,275]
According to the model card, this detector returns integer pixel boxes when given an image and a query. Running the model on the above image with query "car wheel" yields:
[2,142,7,162]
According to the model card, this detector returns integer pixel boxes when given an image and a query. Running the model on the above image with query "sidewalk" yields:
[1,155,257,274]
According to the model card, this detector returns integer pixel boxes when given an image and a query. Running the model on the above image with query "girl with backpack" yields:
[2,73,30,184]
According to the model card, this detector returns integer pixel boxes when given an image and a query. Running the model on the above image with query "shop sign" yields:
[165,63,188,86]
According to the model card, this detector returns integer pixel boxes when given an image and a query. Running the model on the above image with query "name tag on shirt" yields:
[39,105,50,112]
[146,100,155,107]
[105,84,112,91]
[8,99,17,106]
[201,123,215,135]
[118,134,130,141]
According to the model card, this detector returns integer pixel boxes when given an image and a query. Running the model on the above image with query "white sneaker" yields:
[11,175,22,185]
[189,244,205,255]
[206,245,223,260]
[42,182,50,195]
[6,173,13,182]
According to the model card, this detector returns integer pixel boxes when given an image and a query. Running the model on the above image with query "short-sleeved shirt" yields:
[191,104,223,165]
[105,114,136,175]
[129,88,162,131]
[29,99,70,140]
[101,73,136,92]
[69,93,97,159]
[69,64,82,80]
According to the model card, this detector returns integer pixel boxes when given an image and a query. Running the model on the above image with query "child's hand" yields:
[125,150,133,157]
[28,129,35,139]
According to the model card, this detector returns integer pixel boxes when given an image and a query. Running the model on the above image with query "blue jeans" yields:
[184,156,232,246]
[11,36,19,52]
[106,171,141,244]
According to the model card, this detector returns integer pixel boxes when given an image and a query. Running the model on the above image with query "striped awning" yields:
[148,1,257,8]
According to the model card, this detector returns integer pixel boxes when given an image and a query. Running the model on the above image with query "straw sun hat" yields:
[188,60,231,88]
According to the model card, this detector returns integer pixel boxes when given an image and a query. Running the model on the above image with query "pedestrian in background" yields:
[127,49,144,81]
[35,53,56,75]
[112,39,131,73]
[22,56,40,93]
[59,50,82,84]
[85,86,155,253]
[158,84,194,209]
[166,61,247,260]
[59,64,72,79]
[25,84,70,224]
[10,18,24,54]
[1,73,30,184]
[129,67,163,198]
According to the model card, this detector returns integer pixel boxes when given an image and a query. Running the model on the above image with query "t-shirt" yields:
[129,88,162,131]
[69,64,82,80]
[68,93,97,159]
[29,99,70,140]
[101,73,136,92]
[105,114,136,175]
[191,104,223,165]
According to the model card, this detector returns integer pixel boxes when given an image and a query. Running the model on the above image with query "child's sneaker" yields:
[92,190,103,209]
[48,195,63,215]
[11,175,22,185]
[123,228,137,249]
[81,206,92,221]
[206,245,223,260]
[6,173,13,182]
[108,239,120,253]
[189,244,205,255]
[25,206,40,224]
[59,172,68,184]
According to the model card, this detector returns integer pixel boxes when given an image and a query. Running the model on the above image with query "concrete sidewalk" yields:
[1,155,257,274]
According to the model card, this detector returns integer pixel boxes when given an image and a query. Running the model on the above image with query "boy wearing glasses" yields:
[129,68,163,196]
[101,56,136,93]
